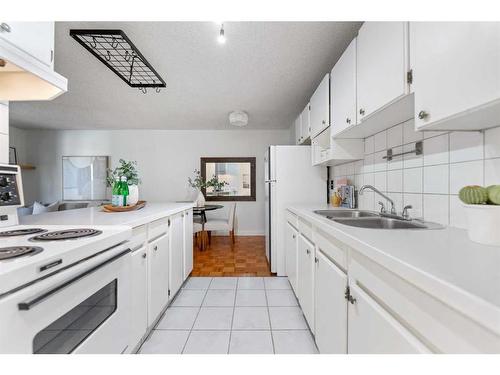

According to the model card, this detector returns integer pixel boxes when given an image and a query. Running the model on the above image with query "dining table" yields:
[192,204,224,250]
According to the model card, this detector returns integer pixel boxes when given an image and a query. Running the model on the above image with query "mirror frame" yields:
[200,157,256,201]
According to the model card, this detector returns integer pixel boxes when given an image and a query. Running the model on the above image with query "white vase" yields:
[128,185,139,206]
[196,190,206,207]
[463,203,500,246]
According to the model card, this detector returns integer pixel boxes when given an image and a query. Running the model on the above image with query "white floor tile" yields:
[140,330,190,354]
[237,277,265,289]
[264,277,291,290]
[183,331,230,354]
[203,289,236,307]
[193,307,234,330]
[235,289,267,306]
[232,307,270,330]
[266,290,298,307]
[172,290,207,307]
[229,331,274,354]
[268,307,308,330]
[209,277,238,289]
[272,331,318,354]
[156,307,199,330]
[183,277,212,289]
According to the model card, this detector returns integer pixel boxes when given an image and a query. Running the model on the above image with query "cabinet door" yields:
[148,234,169,326]
[357,22,408,120]
[285,223,298,293]
[300,103,311,140]
[183,210,193,280]
[348,283,430,353]
[411,22,500,130]
[309,73,330,138]
[130,247,148,348]
[295,115,302,144]
[169,214,184,299]
[297,234,315,331]
[0,22,54,67]
[314,251,348,354]
[331,38,357,135]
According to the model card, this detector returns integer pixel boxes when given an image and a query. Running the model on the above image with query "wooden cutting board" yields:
[102,200,146,212]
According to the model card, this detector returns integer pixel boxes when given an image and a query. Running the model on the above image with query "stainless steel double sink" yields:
[313,210,444,230]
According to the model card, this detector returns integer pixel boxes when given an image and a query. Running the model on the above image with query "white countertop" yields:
[288,204,500,330]
[20,202,195,228]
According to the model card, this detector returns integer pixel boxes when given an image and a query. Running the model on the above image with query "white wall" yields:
[0,102,8,164]
[333,119,500,229]
[10,128,292,235]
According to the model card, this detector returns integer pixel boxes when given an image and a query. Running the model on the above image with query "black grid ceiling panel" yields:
[69,29,166,89]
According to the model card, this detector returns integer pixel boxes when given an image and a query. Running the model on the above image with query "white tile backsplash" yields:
[333,123,500,228]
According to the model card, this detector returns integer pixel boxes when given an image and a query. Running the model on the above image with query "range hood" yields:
[0,39,67,101]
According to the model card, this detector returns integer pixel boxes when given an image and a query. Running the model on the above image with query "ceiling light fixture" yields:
[217,24,226,44]
[229,111,249,127]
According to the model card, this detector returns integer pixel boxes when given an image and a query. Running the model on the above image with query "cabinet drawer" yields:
[349,250,500,353]
[148,217,169,241]
[286,210,298,229]
[298,217,313,242]
[315,228,347,271]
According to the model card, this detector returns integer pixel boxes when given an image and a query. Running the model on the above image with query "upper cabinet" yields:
[294,115,302,144]
[411,22,500,131]
[0,21,67,101]
[331,38,357,137]
[309,73,330,138]
[357,22,409,120]
[300,103,311,140]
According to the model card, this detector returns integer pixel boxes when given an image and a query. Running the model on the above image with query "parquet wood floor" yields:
[191,235,272,277]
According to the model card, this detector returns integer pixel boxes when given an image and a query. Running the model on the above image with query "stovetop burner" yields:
[0,246,44,260]
[0,228,47,237]
[30,228,103,241]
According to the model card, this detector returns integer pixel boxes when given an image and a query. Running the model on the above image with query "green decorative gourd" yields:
[459,185,488,204]
[487,185,500,205]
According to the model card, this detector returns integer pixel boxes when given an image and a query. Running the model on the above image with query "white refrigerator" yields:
[264,146,326,276]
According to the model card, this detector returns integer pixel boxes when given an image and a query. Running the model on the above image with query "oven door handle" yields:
[18,248,131,311]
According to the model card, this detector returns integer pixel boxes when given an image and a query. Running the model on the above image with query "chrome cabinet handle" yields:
[346,118,351,124]
[142,253,147,258]
[314,257,319,264]
[292,234,296,239]
[418,110,429,120]
[322,120,326,125]
[359,108,365,116]
[306,249,311,255]
[0,23,11,33]
[154,245,158,251]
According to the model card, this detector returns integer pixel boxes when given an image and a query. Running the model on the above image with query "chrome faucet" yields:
[358,185,396,215]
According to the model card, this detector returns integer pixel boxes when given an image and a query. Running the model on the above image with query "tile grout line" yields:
[227,278,239,354]
[263,286,276,354]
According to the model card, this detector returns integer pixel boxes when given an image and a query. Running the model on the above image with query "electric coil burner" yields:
[0,228,47,237]
[30,229,103,242]
[0,246,44,260]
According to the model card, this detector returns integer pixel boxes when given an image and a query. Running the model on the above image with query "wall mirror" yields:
[62,156,109,200]
[200,157,256,201]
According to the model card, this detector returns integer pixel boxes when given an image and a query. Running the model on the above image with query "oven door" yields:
[0,244,132,354]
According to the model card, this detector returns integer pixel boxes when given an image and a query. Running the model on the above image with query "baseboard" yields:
[209,231,264,236]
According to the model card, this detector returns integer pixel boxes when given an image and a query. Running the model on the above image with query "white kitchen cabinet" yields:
[347,283,430,353]
[169,214,184,299]
[183,209,193,279]
[297,233,315,331]
[309,73,330,138]
[331,38,357,136]
[285,222,298,293]
[0,103,8,134]
[0,22,54,67]
[300,103,311,140]
[130,246,148,348]
[0,134,8,164]
[294,115,302,144]
[147,233,169,326]
[411,22,500,131]
[314,251,348,354]
[357,22,409,121]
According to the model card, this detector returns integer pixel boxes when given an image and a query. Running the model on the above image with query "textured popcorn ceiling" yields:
[10,21,361,130]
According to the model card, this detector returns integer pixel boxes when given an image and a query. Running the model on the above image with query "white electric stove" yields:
[0,164,134,354]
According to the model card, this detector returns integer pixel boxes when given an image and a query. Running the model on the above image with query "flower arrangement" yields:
[107,159,141,186]
[188,169,228,192]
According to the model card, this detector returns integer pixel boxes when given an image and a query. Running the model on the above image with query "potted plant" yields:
[188,170,228,206]
[459,184,500,246]
[107,159,141,206]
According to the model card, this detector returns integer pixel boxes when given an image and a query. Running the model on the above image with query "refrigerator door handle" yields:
[265,179,276,184]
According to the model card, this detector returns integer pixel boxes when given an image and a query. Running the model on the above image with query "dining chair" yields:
[204,203,237,247]
[193,218,204,249]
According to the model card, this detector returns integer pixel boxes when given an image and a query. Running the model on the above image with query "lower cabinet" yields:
[147,233,169,326]
[347,283,430,353]
[285,222,298,293]
[130,246,148,348]
[314,251,348,354]
[183,210,194,279]
[297,233,315,331]
[169,213,184,299]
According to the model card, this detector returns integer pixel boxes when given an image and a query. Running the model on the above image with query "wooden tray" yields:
[102,200,146,213]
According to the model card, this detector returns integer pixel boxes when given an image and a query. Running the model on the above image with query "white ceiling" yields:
[10,22,361,130]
